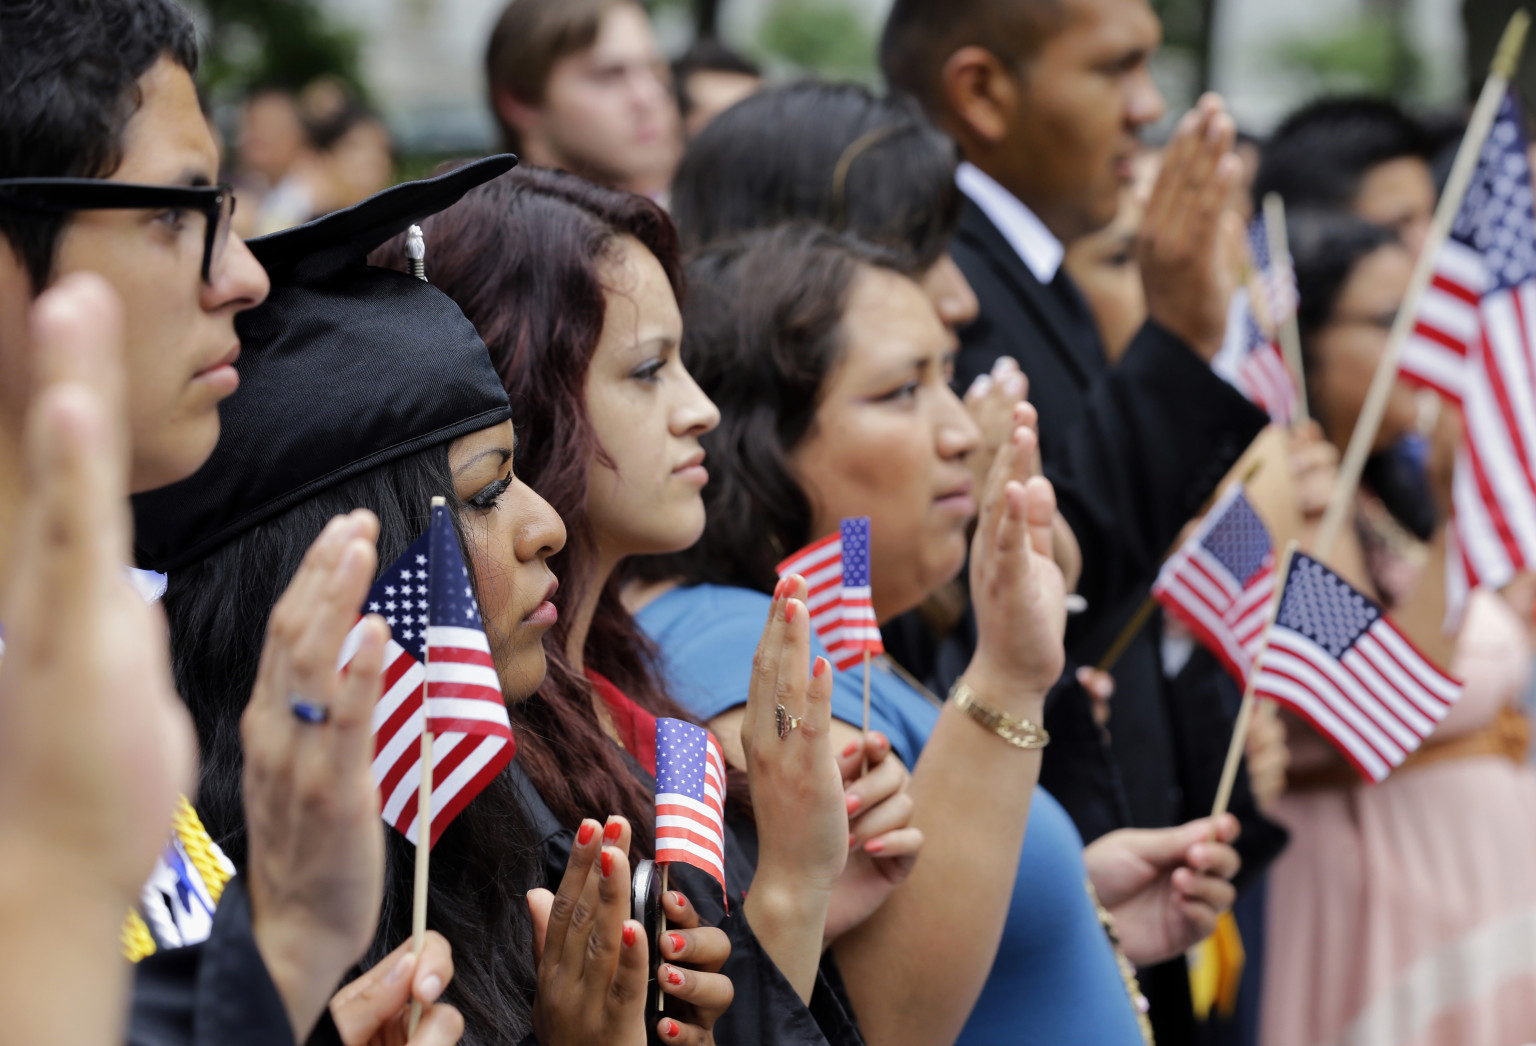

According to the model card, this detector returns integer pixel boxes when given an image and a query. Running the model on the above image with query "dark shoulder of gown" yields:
[507,760,865,1046]
[127,876,299,1046]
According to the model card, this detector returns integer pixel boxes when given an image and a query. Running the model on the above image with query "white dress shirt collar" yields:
[956,161,1064,283]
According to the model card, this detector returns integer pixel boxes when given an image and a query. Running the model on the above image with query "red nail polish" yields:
[600,851,614,878]
[813,656,828,677]
[842,741,859,758]
[666,967,684,986]
[622,924,636,948]
[786,601,798,623]
[603,821,622,843]
[667,933,685,954]
[773,578,786,600]
[848,832,858,849]
[577,822,595,846]
[864,839,886,855]
[846,794,861,815]
[663,1019,680,1039]
[673,892,686,909]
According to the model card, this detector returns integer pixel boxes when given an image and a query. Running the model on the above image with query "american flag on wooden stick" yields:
[1400,91,1536,616]
[341,504,514,847]
[775,516,884,671]
[1152,485,1276,685]
[1231,219,1301,425]
[1251,554,1461,783]
[654,717,728,899]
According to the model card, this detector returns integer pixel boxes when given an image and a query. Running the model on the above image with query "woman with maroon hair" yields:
[375,167,912,1045]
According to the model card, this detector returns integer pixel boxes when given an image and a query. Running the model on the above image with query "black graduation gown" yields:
[506,762,864,1046]
[127,877,298,1046]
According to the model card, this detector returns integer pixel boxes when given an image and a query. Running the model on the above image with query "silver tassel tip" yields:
[406,224,426,281]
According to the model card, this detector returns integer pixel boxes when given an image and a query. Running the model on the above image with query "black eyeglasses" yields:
[0,178,236,283]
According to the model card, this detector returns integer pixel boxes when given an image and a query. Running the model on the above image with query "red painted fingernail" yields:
[842,741,859,758]
[813,656,828,677]
[864,839,886,855]
[603,821,622,843]
[666,966,684,986]
[773,578,786,600]
[663,1019,680,1039]
[667,933,685,954]
[577,822,596,846]
[849,832,858,849]
[846,794,861,815]
[622,924,637,948]
[600,851,614,878]
[786,600,798,623]
[672,892,686,909]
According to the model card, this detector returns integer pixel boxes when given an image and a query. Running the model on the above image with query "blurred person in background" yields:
[252,77,393,235]
[1062,150,1158,364]
[1261,207,1536,1046]
[1254,97,1438,258]
[672,39,762,141]
[485,0,681,200]
[232,87,305,235]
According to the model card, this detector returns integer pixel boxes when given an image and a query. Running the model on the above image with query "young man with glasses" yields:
[0,3,454,1044]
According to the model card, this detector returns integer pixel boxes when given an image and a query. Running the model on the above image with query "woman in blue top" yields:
[629,225,1245,1046]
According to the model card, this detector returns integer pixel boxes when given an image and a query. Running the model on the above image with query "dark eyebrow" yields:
[452,446,512,478]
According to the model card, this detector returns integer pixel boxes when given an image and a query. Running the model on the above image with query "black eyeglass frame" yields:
[0,178,235,282]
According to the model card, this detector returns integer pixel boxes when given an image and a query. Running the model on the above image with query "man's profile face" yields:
[1353,156,1436,260]
[539,2,681,194]
[49,56,270,492]
[1002,0,1165,244]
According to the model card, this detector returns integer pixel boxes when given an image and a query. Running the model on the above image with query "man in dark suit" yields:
[881,0,1275,1038]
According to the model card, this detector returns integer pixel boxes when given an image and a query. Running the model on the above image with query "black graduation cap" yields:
[132,155,517,572]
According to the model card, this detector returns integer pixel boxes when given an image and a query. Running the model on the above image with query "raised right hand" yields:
[1138,93,1242,362]
[963,419,1067,705]
[242,510,392,1040]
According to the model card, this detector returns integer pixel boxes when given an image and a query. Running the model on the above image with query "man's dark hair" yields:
[671,80,961,273]
[879,0,1062,115]
[671,38,761,121]
[1252,97,1433,217]
[0,0,199,290]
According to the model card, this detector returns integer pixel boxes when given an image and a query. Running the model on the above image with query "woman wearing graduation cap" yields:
[133,158,737,1046]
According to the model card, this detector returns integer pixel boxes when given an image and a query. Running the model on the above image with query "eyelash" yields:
[631,358,665,383]
[467,472,513,510]
[156,208,188,231]
[877,381,921,404]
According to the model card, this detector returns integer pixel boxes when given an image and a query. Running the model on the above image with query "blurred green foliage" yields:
[756,0,876,79]
[191,0,365,101]
[1275,17,1423,99]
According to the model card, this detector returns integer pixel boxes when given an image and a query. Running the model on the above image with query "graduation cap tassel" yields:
[406,224,427,282]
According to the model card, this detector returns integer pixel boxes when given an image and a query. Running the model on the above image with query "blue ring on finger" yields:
[288,695,330,725]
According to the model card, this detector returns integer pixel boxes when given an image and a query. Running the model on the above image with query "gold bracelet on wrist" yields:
[948,679,1049,749]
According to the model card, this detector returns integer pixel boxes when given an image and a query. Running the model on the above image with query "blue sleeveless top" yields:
[637,583,1146,1045]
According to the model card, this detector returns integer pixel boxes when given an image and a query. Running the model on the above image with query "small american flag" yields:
[654,717,728,898]
[1232,219,1301,425]
[343,504,514,848]
[1400,92,1536,616]
[775,517,884,671]
[1153,485,1276,685]
[1252,553,1461,783]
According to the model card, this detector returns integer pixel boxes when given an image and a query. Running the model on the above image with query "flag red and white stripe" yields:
[654,717,728,898]
[1252,553,1461,782]
[1400,92,1536,614]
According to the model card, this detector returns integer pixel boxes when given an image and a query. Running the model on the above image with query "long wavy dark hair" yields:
[669,80,960,271]
[629,224,904,592]
[374,167,720,851]
[163,443,540,1046]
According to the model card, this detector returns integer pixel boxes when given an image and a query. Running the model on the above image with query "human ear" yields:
[940,46,1018,149]
[491,88,542,142]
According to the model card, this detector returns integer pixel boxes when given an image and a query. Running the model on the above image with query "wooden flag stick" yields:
[1313,9,1531,561]
[860,649,873,776]
[1262,192,1309,424]
[1095,457,1267,674]
[408,495,445,1036]
[1210,541,1299,824]
[657,863,669,1013]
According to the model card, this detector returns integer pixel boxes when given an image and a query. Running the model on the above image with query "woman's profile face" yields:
[1310,243,1418,453]
[450,420,567,702]
[584,235,721,563]
[789,265,980,622]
